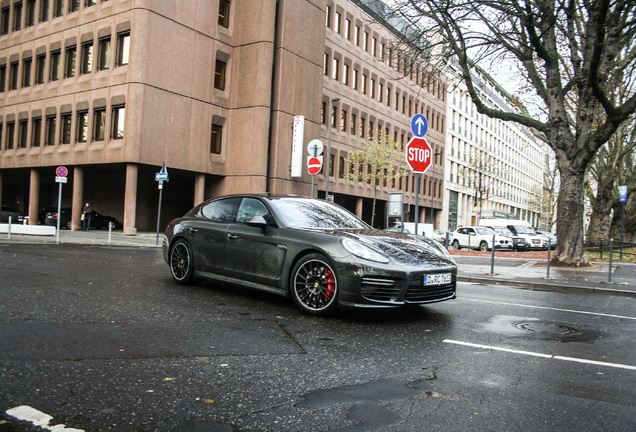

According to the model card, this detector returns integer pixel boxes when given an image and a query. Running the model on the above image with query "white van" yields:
[479,219,544,250]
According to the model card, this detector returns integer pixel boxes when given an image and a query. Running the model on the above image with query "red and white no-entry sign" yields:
[405,137,433,173]
[307,157,322,175]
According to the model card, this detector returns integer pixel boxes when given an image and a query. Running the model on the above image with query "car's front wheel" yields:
[170,239,195,284]
[290,254,338,316]
[479,241,489,251]
[452,240,461,250]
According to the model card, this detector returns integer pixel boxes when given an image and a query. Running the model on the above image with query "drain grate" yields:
[513,321,581,336]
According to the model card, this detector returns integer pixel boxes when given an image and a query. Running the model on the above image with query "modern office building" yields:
[440,63,546,231]
[0,0,447,233]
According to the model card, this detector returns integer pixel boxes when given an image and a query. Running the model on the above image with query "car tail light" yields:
[166,219,175,230]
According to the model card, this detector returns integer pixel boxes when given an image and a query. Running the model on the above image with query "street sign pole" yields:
[155,162,169,246]
[54,166,68,244]
[415,173,420,235]
[56,181,62,244]
[156,181,163,246]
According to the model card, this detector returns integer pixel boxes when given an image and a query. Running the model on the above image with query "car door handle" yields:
[227,233,238,240]
[188,227,198,233]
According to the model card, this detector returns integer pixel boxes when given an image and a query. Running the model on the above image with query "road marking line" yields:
[443,339,636,371]
[5,406,85,432]
[459,298,636,320]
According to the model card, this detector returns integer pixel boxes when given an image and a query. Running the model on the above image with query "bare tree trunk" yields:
[552,168,589,267]
[587,179,614,241]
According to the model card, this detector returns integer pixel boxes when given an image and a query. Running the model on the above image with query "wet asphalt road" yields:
[1,243,635,431]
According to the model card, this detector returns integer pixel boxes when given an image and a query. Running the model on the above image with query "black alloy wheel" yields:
[170,239,194,284]
[291,254,338,316]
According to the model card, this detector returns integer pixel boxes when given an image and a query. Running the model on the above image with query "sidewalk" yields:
[1,229,635,298]
[453,255,636,298]
[0,228,162,248]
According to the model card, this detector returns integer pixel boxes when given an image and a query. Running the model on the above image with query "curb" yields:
[458,275,636,298]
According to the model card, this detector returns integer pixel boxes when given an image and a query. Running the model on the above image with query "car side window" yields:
[198,198,240,223]
[236,198,270,224]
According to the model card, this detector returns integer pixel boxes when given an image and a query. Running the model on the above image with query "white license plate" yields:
[424,273,451,286]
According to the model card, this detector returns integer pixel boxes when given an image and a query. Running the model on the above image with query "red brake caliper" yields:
[324,268,335,298]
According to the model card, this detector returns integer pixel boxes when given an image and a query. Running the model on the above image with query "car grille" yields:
[361,277,401,302]
[405,279,455,302]
[531,239,541,245]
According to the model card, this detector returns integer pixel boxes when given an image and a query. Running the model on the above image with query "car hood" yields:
[306,228,456,267]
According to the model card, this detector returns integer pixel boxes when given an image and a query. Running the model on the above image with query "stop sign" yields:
[405,137,432,173]
[307,157,322,175]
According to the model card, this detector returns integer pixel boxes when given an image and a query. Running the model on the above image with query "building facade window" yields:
[69,0,79,13]
[210,123,222,154]
[45,115,56,145]
[21,57,31,87]
[60,112,72,144]
[80,41,93,74]
[39,0,48,22]
[31,117,41,147]
[52,0,63,17]
[214,59,226,90]
[218,0,230,27]
[65,46,76,77]
[116,31,130,66]
[9,61,18,90]
[76,111,88,142]
[0,65,6,92]
[85,0,97,7]
[111,104,125,139]
[49,50,60,81]
[98,36,110,70]
[93,107,106,141]
[1,7,9,34]
[5,121,15,149]
[35,54,45,83]
[18,119,28,148]
[13,1,22,32]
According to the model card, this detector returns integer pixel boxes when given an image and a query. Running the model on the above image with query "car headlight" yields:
[341,238,390,264]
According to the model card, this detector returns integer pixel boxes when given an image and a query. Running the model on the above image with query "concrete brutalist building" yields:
[0,0,446,232]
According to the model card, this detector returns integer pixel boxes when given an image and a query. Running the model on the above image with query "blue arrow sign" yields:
[411,114,428,137]
[619,185,628,203]
[155,172,168,181]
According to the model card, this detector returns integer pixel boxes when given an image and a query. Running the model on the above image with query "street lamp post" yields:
[325,97,340,201]
[430,151,441,228]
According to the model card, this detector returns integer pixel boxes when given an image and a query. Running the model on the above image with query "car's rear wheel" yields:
[452,240,461,250]
[479,241,489,251]
[170,239,194,284]
[290,254,338,316]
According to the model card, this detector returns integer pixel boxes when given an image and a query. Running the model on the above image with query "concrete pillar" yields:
[356,197,363,219]
[72,166,84,230]
[28,169,40,225]
[124,163,138,235]
[194,173,205,206]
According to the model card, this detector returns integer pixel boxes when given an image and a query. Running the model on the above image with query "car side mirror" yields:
[246,215,268,232]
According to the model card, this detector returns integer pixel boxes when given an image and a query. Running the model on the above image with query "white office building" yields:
[440,66,546,231]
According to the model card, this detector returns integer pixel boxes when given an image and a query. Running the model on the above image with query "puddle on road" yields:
[481,315,605,343]
[296,374,442,431]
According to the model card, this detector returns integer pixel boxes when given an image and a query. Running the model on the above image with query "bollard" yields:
[491,234,496,274]
[7,216,11,239]
[546,239,551,279]
[108,223,112,244]
[608,238,614,283]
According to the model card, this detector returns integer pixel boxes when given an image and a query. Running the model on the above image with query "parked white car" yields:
[451,226,513,251]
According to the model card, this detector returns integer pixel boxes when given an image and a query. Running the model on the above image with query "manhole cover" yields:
[513,321,581,336]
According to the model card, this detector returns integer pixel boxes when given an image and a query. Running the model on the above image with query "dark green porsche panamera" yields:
[163,194,457,316]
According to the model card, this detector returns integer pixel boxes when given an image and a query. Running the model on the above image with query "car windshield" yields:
[511,225,536,235]
[271,198,369,229]
[491,227,514,236]
[475,227,495,235]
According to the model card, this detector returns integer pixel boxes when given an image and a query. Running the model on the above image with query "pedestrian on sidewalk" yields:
[82,202,94,231]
